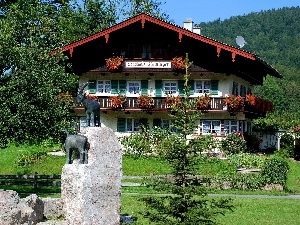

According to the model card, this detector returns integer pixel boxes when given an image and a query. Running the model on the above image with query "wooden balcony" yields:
[73,97,267,118]
[96,97,223,111]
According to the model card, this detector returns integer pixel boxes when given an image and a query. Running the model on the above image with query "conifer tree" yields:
[141,54,233,225]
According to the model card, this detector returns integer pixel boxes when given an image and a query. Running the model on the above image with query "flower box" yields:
[195,94,211,112]
[165,95,182,109]
[137,94,155,111]
[109,95,126,110]
[105,56,123,72]
[171,56,187,72]
[223,94,244,112]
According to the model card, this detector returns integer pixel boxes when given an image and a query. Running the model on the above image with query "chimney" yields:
[193,27,201,35]
[183,18,201,35]
[183,18,193,31]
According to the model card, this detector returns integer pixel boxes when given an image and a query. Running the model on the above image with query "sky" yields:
[161,0,300,25]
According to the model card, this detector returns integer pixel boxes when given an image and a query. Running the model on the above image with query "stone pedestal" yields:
[61,127,122,225]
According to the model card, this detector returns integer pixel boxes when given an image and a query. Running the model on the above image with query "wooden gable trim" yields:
[54,13,256,61]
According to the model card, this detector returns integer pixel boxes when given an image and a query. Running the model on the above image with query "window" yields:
[232,82,239,95]
[126,118,140,132]
[163,81,177,95]
[161,119,172,129]
[201,120,221,134]
[127,81,140,95]
[195,80,211,94]
[240,85,246,97]
[97,80,111,94]
[142,44,151,59]
[224,120,238,134]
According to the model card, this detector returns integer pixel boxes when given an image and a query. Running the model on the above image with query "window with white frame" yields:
[201,120,221,134]
[127,81,140,95]
[195,80,211,94]
[97,80,111,94]
[224,120,238,134]
[126,118,140,132]
[163,81,177,95]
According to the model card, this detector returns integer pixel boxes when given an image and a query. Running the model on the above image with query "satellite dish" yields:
[236,36,246,48]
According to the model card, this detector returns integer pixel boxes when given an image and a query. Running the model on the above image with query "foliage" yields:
[211,173,265,191]
[171,56,187,70]
[121,133,152,156]
[195,94,211,111]
[120,0,169,21]
[189,135,218,154]
[198,7,300,130]
[120,126,172,156]
[105,56,123,71]
[164,94,182,108]
[221,132,247,155]
[223,94,244,112]
[227,153,265,169]
[137,94,154,110]
[14,150,47,167]
[261,156,289,188]
[141,54,233,224]
[0,0,78,147]
[109,94,127,109]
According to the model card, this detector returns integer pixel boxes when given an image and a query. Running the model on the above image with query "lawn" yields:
[1,144,300,224]
[121,194,300,225]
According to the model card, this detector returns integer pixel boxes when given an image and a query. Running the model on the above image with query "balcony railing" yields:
[95,97,224,111]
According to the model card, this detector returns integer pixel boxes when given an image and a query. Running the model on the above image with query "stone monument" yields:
[61,127,122,225]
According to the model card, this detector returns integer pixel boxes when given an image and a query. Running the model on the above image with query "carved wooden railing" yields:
[96,97,225,110]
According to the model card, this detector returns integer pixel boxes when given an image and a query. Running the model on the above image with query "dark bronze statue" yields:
[77,82,101,127]
[65,130,88,164]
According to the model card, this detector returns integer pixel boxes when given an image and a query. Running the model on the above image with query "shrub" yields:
[14,150,47,167]
[227,153,265,169]
[189,135,218,154]
[221,132,247,155]
[261,156,289,188]
[120,126,171,156]
[120,133,152,156]
[274,147,294,159]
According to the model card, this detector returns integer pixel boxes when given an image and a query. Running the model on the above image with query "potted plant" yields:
[195,94,211,112]
[137,94,155,111]
[223,94,244,113]
[105,56,123,72]
[165,95,182,109]
[171,56,186,72]
[85,94,99,101]
[109,95,126,110]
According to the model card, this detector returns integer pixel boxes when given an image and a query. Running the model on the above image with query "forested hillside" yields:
[197,7,300,130]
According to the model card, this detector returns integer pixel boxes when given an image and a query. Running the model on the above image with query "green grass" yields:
[121,195,300,225]
[122,156,171,176]
[286,159,300,194]
[1,144,300,195]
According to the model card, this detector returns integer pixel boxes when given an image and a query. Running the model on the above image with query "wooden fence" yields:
[0,174,142,193]
[0,173,61,191]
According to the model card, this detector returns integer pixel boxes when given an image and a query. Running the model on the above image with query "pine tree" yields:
[141,54,233,225]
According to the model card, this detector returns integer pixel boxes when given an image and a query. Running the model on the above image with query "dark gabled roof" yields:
[54,13,282,80]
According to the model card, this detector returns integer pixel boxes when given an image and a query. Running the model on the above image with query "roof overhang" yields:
[52,13,282,83]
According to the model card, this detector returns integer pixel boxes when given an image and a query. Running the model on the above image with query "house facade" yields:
[57,13,282,138]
